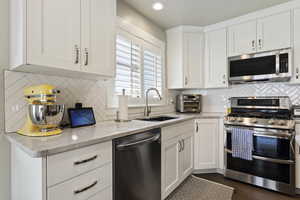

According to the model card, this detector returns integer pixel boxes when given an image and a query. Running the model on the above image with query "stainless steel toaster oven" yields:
[176,94,201,113]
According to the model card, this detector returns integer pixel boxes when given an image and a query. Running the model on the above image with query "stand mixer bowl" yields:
[29,104,65,127]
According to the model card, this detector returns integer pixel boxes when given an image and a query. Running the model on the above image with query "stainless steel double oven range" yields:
[224,96,296,195]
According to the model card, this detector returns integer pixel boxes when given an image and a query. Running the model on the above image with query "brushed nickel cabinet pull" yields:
[74,45,79,64]
[178,141,182,152]
[74,181,98,195]
[251,40,255,50]
[84,48,89,66]
[185,77,188,85]
[182,139,185,151]
[258,39,262,49]
[74,155,98,165]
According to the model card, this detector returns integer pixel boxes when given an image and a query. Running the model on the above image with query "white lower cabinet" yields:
[162,136,181,197]
[194,119,220,170]
[48,164,112,200]
[161,120,194,199]
[11,141,113,200]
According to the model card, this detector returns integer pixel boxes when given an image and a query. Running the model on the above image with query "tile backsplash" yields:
[185,82,300,113]
[4,71,175,132]
[7,70,300,133]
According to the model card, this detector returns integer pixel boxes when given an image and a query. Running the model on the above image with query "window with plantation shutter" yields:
[143,48,163,98]
[114,29,165,106]
[115,35,142,98]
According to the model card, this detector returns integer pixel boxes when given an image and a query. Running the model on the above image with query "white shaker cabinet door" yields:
[183,32,204,88]
[180,132,194,181]
[291,8,300,84]
[81,0,116,77]
[27,0,81,71]
[161,136,181,198]
[204,28,228,88]
[228,20,257,57]
[194,119,219,170]
[257,11,291,53]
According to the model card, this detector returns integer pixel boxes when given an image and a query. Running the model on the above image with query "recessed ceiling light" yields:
[152,2,164,11]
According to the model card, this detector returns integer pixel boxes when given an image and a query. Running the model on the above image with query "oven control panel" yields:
[224,116,294,130]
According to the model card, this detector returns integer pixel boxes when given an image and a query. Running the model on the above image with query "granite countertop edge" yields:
[5,113,225,158]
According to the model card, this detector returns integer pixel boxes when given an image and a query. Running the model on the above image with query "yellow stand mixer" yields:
[17,84,65,137]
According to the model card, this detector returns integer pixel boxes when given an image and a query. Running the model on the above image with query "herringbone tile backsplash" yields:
[185,83,300,113]
[6,70,300,132]
[4,71,175,132]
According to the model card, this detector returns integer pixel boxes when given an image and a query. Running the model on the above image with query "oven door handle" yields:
[225,127,292,139]
[225,149,294,164]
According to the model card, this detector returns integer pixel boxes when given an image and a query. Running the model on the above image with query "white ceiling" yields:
[124,0,291,29]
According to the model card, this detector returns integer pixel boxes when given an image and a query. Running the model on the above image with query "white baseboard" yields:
[192,168,224,175]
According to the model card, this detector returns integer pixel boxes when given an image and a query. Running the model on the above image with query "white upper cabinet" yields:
[204,28,228,88]
[27,0,82,72]
[167,26,204,89]
[228,11,291,57]
[81,0,115,76]
[10,0,116,79]
[292,8,300,84]
[228,20,257,57]
[257,11,291,52]
[183,32,204,88]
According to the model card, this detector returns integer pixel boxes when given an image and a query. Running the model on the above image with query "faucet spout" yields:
[144,88,162,117]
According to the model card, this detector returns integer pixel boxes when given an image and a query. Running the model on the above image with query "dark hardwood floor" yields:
[195,173,300,200]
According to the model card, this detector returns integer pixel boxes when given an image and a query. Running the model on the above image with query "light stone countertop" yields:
[5,113,224,158]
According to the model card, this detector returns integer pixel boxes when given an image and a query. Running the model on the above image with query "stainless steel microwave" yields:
[228,48,292,84]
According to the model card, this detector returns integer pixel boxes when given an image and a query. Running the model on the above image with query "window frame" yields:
[107,18,167,108]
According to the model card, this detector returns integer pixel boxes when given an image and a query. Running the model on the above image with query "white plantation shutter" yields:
[143,48,163,98]
[115,31,164,104]
[115,34,142,98]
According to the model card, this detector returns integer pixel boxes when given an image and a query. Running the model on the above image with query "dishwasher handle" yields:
[116,134,160,149]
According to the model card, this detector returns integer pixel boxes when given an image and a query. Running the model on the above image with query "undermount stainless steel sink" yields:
[137,116,178,122]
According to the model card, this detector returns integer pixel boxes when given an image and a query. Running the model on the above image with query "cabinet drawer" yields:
[47,141,112,186]
[162,120,194,142]
[88,187,112,200]
[48,163,112,200]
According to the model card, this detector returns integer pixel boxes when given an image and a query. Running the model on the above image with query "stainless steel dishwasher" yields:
[113,128,161,200]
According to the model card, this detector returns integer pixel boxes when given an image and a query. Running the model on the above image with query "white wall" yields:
[0,0,10,199]
[117,0,166,41]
